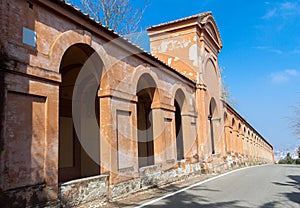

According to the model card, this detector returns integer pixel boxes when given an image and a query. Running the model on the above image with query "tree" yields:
[291,102,300,139]
[79,0,147,35]
[220,67,238,107]
[285,152,294,164]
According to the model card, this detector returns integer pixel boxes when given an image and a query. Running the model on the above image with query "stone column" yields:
[99,96,113,177]
[232,130,238,155]
[182,114,198,161]
[152,108,165,165]
[239,133,244,155]
[224,126,232,154]
[45,84,59,198]
[196,83,207,161]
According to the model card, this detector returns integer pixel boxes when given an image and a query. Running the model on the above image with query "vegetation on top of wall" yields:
[219,66,238,107]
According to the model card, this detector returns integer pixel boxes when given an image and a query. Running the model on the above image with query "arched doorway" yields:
[136,74,157,168]
[209,98,218,154]
[174,89,185,160]
[59,44,102,182]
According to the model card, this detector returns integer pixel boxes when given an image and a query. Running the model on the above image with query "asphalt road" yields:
[136,165,300,208]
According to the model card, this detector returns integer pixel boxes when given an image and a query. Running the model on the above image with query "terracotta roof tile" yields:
[54,0,196,83]
[147,12,212,30]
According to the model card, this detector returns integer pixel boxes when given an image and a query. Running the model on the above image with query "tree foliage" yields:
[220,67,238,107]
[79,0,147,35]
[277,152,300,164]
[286,153,294,164]
[291,102,300,139]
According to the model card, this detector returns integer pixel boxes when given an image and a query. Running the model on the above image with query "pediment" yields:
[200,16,222,49]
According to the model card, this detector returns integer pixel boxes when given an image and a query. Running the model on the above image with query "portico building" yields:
[0,0,274,206]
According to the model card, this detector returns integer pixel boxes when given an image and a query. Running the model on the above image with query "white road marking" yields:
[135,164,269,208]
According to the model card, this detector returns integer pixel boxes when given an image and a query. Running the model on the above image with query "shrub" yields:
[278,159,287,164]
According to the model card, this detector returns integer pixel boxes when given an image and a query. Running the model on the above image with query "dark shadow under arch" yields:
[174,89,185,160]
[209,98,218,154]
[136,74,158,168]
[59,43,102,182]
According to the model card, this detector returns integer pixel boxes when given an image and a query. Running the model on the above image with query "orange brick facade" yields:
[0,0,274,206]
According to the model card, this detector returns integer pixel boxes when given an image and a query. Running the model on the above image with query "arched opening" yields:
[209,98,218,154]
[174,89,185,160]
[231,118,236,153]
[237,123,242,153]
[224,113,228,125]
[224,112,228,152]
[59,44,102,182]
[136,74,157,168]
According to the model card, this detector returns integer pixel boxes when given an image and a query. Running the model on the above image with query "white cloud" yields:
[271,73,289,83]
[291,49,300,55]
[262,8,277,19]
[270,69,299,83]
[280,2,297,10]
[253,46,283,54]
[262,1,300,19]
[285,69,298,76]
[269,48,283,54]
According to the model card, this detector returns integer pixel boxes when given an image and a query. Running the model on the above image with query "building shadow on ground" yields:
[272,167,300,206]
[106,184,246,208]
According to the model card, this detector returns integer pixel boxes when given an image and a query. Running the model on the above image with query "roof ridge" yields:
[147,11,212,30]
[53,0,196,83]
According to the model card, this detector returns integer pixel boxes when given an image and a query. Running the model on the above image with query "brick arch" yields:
[209,97,219,117]
[171,85,193,114]
[130,66,162,105]
[204,57,220,78]
[237,122,242,134]
[224,112,229,126]
[49,29,134,91]
[135,70,162,167]
[49,29,106,73]
[231,117,236,130]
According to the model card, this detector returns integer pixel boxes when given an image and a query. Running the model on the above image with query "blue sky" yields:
[69,0,300,150]
[137,0,300,151]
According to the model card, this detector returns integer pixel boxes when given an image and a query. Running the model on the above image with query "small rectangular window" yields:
[22,27,36,47]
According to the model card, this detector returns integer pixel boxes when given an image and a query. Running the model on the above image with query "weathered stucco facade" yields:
[0,0,274,207]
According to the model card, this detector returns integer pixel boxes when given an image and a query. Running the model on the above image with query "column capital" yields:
[196,83,207,91]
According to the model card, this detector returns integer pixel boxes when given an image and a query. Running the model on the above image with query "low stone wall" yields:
[110,162,202,199]
[57,157,268,207]
[59,175,108,207]
[0,183,60,208]
[110,178,141,198]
